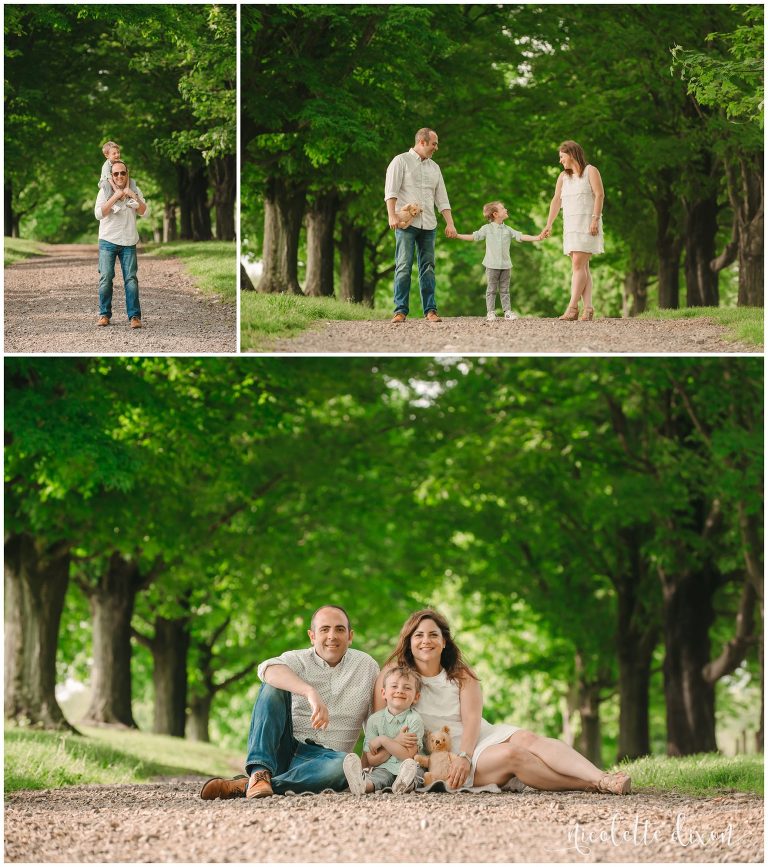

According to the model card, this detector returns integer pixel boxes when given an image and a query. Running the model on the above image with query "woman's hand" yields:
[540,226,552,239]
[446,754,471,789]
[589,217,600,236]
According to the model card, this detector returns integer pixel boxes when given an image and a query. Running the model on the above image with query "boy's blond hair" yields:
[102,140,120,155]
[383,664,422,694]
[483,201,504,222]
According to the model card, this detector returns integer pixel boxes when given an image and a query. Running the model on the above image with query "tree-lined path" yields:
[267,317,755,354]
[4,781,763,862]
[4,246,235,353]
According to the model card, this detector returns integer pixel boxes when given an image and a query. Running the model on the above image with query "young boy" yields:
[343,666,424,795]
[100,141,140,208]
[455,202,542,321]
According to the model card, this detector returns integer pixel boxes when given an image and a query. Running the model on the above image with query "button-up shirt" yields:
[94,186,148,246]
[364,705,425,774]
[384,148,451,230]
[472,221,523,269]
[257,647,380,752]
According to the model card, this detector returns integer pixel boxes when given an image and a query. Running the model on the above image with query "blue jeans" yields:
[98,240,140,321]
[393,226,437,316]
[244,684,348,794]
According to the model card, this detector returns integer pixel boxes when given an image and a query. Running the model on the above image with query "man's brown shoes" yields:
[246,770,274,799]
[199,775,248,800]
[130,317,142,329]
[391,312,407,324]
[97,315,110,327]
[425,310,442,322]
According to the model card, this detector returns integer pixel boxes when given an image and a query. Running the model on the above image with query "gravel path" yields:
[265,317,757,355]
[4,244,236,354]
[4,778,762,862]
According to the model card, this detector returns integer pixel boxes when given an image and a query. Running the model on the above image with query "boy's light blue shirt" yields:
[364,706,425,776]
[472,221,523,269]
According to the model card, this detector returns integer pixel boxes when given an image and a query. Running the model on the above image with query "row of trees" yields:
[4,5,235,243]
[242,5,763,313]
[5,357,763,764]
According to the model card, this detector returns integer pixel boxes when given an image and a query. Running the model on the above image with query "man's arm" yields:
[384,155,405,230]
[95,188,128,220]
[441,208,457,238]
[386,197,400,231]
[261,663,329,730]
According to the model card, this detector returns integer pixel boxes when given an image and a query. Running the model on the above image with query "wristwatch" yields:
[457,751,471,764]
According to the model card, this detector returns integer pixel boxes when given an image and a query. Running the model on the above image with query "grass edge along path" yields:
[143,240,237,304]
[4,238,46,267]
[639,306,763,349]
[241,292,389,351]
[5,725,762,797]
[4,725,242,793]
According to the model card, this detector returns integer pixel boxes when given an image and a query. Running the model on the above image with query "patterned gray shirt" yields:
[472,222,523,269]
[384,148,451,231]
[257,647,380,752]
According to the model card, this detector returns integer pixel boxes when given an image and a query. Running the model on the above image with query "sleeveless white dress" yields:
[415,669,524,790]
[561,165,604,255]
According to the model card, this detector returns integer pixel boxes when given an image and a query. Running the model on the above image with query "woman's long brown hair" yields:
[384,609,478,683]
[558,140,587,177]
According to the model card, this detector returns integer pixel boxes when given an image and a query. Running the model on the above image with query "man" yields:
[200,605,380,799]
[93,160,148,329]
[384,128,457,324]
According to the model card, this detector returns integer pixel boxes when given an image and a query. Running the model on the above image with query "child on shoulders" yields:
[343,665,424,795]
[100,140,140,209]
[454,202,542,321]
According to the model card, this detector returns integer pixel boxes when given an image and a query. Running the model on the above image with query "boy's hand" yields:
[393,726,417,750]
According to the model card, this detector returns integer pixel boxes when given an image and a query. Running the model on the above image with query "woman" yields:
[374,609,630,794]
[542,141,604,321]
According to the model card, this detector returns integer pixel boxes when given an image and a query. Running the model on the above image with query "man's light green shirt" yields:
[472,222,523,269]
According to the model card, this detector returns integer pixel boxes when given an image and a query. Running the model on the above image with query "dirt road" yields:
[266,316,757,355]
[4,778,762,862]
[4,245,236,354]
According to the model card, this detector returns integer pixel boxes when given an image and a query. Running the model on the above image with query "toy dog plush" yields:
[395,203,422,229]
[415,726,462,786]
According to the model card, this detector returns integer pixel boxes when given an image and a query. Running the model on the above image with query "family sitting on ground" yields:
[200,605,631,800]
[384,129,604,323]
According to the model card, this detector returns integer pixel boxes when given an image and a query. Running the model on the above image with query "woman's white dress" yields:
[415,668,524,790]
[561,165,604,255]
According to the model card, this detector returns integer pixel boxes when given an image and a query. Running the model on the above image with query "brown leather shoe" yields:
[199,775,248,800]
[391,312,407,323]
[246,770,273,799]
[130,317,142,329]
[425,310,442,322]
[97,315,110,327]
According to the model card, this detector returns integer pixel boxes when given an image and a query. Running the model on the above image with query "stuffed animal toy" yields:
[395,202,423,229]
[415,725,462,786]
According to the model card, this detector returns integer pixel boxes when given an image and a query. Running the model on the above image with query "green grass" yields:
[639,306,763,349]
[241,292,389,351]
[143,240,236,303]
[4,725,242,793]
[617,753,763,796]
[4,237,47,267]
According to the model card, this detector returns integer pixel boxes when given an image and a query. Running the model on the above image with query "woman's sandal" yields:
[593,772,631,795]
[580,307,594,321]
[558,305,579,321]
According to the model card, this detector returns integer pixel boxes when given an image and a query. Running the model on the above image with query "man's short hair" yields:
[310,604,351,632]
[483,201,503,222]
[383,664,422,693]
[414,127,436,145]
[102,140,120,155]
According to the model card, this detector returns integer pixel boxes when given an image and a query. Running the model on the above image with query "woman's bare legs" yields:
[474,730,603,791]
[582,258,593,308]
[565,252,590,312]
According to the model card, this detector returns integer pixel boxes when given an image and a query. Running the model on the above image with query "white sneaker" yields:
[486,312,497,321]
[392,758,419,794]
[343,753,367,795]
[504,310,518,320]
[126,199,139,209]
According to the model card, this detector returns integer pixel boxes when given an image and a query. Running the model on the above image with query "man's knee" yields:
[255,682,292,710]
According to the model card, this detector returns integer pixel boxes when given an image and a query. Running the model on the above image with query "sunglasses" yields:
[112,171,127,177]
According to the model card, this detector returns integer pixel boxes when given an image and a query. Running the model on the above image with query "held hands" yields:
[444,225,458,239]
[446,753,471,789]
[540,226,552,240]
[307,688,330,730]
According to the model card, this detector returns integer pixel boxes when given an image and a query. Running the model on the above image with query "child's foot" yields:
[392,758,419,794]
[126,199,139,209]
[343,753,368,795]
[504,310,518,320]
[486,312,497,321]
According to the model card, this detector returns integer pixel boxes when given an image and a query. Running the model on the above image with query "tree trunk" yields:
[304,192,338,297]
[5,181,15,238]
[177,162,213,242]
[257,176,305,294]
[339,221,365,302]
[660,568,718,755]
[241,262,256,291]
[187,693,213,743]
[4,534,75,730]
[80,554,142,728]
[684,190,719,307]
[163,200,178,243]
[574,672,602,768]
[210,155,236,242]
[655,183,682,309]
[734,155,763,308]
[623,266,653,317]
[151,617,190,738]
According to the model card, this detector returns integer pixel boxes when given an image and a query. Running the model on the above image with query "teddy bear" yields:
[415,725,462,786]
[395,202,423,229]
